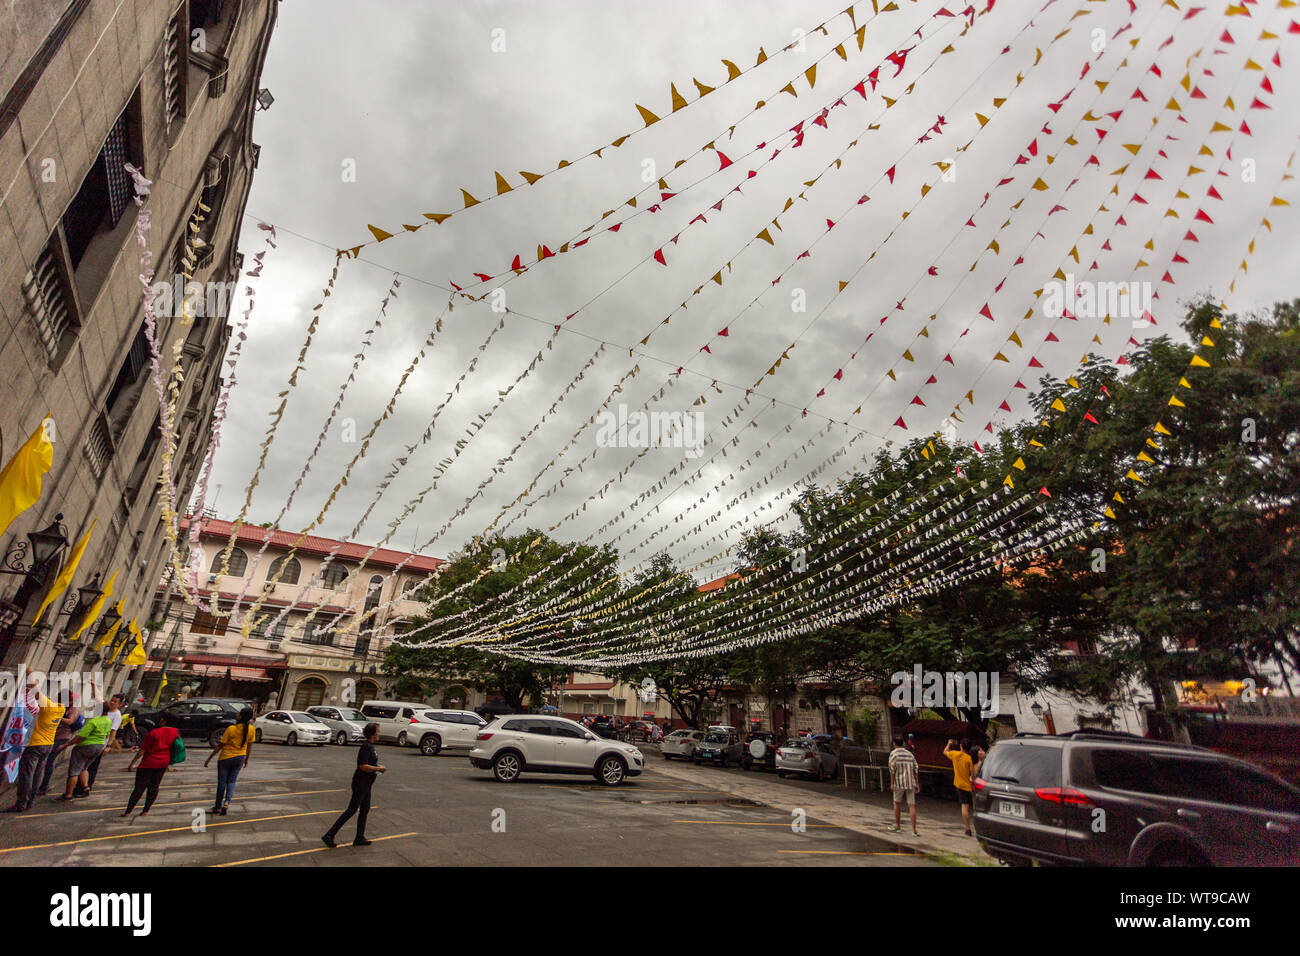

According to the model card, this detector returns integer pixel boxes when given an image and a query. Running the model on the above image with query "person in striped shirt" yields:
[888,735,921,835]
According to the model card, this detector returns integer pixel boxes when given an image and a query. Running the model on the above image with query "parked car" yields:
[131,698,252,748]
[402,708,489,755]
[469,716,644,785]
[974,731,1300,867]
[661,729,705,760]
[741,731,783,771]
[694,727,744,767]
[775,737,839,780]
[358,700,428,744]
[305,705,369,745]
[255,711,332,746]
[590,715,624,740]
[620,720,657,743]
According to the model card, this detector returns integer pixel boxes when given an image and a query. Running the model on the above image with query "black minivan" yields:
[974,731,1300,866]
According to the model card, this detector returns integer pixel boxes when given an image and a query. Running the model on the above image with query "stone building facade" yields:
[0,1,277,692]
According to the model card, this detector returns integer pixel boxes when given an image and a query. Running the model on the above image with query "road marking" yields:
[777,849,915,856]
[672,820,841,828]
[0,809,339,855]
[15,788,346,819]
[212,832,419,866]
[538,785,718,794]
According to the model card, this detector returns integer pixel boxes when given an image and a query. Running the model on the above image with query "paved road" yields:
[0,740,933,867]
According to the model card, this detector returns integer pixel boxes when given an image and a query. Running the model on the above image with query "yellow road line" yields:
[672,820,841,828]
[777,849,914,856]
[212,832,419,867]
[0,809,338,854]
[16,788,346,819]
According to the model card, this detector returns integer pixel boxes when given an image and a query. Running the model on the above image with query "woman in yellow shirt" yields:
[204,707,254,815]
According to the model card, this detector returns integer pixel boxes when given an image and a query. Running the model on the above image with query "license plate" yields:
[997,800,1025,818]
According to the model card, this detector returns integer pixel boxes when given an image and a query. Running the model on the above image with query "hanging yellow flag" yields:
[1104,506,1117,519]
[1051,398,1067,412]
[1168,396,1186,407]
[0,418,55,538]
[124,620,147,665]
[1154,422,1172,435]
[34,519,95,624]
[1012,457,1026,471]
[1125,469,1144,483]
[1137,451,1155,463]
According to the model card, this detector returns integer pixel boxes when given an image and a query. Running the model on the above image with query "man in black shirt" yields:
[322,722,386,847]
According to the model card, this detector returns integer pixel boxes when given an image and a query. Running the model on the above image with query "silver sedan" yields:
[775,738,839,781]
[255,711,332,746]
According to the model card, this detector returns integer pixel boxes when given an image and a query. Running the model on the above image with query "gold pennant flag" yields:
[636,104,661,127]
[34,520,95,623]
[671,83,688,112]
[461,189,481,208]
[494,172,513,195]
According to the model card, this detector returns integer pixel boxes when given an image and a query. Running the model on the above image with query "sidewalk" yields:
[646,757,996,865]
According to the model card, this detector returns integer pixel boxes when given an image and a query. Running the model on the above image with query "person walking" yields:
[321,722,385,848]
[888,734,921,836]
[121,713,180,818]
[5,671,64,813]
[944,737,978,836]
[205,707,254,815]
[35,690,79,797]
[83,695,123,792]
[61,708,112,800]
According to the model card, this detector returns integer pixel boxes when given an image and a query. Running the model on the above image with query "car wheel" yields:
[208,728,224,749]
[286,732,297,746]
[420,734,442,756]
[662,752,670,760]
[335,731,348,746]
[492,751,522,782]
[597,755,627,786]
[397,731,408,747]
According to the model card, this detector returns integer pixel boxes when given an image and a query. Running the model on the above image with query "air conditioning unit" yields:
[207,573,219,585]
[195,636,209,646]
[268,641,281,651]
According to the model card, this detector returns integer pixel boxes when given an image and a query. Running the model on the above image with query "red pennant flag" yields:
[853,80,867,99]
[449,280,462,291]
[653,249,666,266]
[894,417,907,429]
[974,442,983,453]
[834,369,843,380]
[979,303,994,321]
[943,354,954,365]
[1045,332,1059,342]
[928,266,938,276]
[699,344,712,354]
[998,400,1011,412]
[717,151,733,170]
[1029,357,1044,368]
[1161,271,1175,284]
[1194,209,1213,223]
[816,389,825,397]
[608,223,621,232]
[925,375,937,385]
[826,219,836,229]
[858,195,870,204]
[511,254,522,270]
[1039,487,1052,497]
[717,326,729,336]
[1084,412,1099,424]
[886,165,897,184]
[473,272,493,281]
[1014,380,1026,389]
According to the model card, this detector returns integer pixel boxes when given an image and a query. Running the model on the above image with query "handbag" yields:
[169,735,187,765]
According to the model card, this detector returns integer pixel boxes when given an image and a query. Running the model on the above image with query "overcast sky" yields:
[201,0,1300,579]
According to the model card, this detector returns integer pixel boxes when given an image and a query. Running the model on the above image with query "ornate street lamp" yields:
[0,514,70,655]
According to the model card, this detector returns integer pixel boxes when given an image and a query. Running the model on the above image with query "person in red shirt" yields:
[121,713,179,817]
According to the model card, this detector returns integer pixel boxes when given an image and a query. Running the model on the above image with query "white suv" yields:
[469,715,644,785]
[402,708,489,755]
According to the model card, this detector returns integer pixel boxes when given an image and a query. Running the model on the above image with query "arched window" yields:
[356,679,380,705]
[363,575,383,614]
[322,562,349,589]
[292,676,328,711]
[267,555,300,585]
[210,547,247,576]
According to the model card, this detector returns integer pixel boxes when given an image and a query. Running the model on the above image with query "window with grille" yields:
[21,239,76,362]
[209,546,247,576]
[268,556,301,585]
[322,562,349,589]
[82,414,113,479]
[163,5,188,141]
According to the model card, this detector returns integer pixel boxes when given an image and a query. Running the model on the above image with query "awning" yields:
[146,662,271,682]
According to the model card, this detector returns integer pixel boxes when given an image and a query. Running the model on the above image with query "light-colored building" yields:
[0,1,278,696]
[148,514,447,710]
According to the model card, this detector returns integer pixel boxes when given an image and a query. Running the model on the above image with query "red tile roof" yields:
[698,572,743,593]
[181,516,445,573]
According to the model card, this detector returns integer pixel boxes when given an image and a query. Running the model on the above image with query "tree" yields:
[385,531,615,710]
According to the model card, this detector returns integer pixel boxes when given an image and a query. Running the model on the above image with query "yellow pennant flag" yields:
[0,418,55,537]
[34,520,95,624]
[1125,469,1144,483]
[69,568,116,642]
[124,620,147,666]
[1168,395,1186,407]
[1050,398,1067,412]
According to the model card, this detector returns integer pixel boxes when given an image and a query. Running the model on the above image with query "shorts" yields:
[893,787,915,806]
[67,744,105,778]
[957,788,973,806]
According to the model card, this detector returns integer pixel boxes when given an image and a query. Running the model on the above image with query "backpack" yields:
[169,735,187,765]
